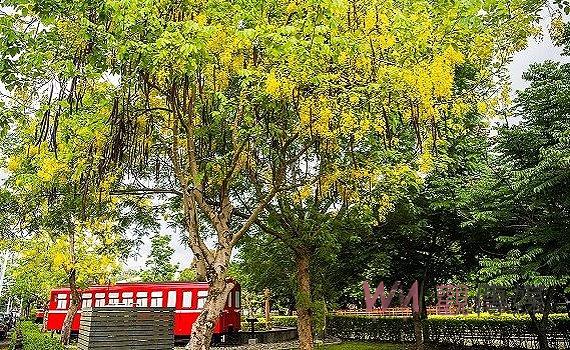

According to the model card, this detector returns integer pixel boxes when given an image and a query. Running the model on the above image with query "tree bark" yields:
[188,271,234,350]
[61,269,80,345]
[61,229,80,345]
[412,311,424,350]
[528,288,552,350]
[566,293,570,317]
[295,251,314,350]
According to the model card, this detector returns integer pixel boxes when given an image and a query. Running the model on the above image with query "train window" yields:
[197,291,208,309]
[182,291,192,308]
[57,294,68,309]
[227,292,233,308]
[136,292,148,307]
[235,291,241,308]
[82,293,93,308]
[122,292,133,306]
[95,293,106,307]
[150,291,163,307]
[108,293,119,305]
[167,291,177,308]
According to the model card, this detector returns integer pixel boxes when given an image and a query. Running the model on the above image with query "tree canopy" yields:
[0,0,551,349]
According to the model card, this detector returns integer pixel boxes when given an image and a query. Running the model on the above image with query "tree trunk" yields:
[188,272,234,350]
[528,288,552,350]
[61,269,80,345]
[295,251,314,350]
[412,312,424,350]
[42,301,49,332]
[566,293,570,317]
[529,310,549,350]
[61,229,80,345]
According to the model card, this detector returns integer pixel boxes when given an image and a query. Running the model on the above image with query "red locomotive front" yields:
[46,281,241,337]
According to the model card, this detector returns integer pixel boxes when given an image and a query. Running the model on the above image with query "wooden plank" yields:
[78,308,175,350]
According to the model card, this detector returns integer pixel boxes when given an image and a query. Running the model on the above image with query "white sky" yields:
[509,7,570,93]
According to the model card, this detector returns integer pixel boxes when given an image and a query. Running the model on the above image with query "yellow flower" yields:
[418,151,433,174]
[6,156,21,172]
[195,13,207,25]
[265,71,280,97]
[286,2,297,13]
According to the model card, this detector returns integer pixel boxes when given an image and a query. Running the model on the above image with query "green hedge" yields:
[326,316,416,342]
[11,321,64,350]
[241,316,298,330]
[327,314,570,348]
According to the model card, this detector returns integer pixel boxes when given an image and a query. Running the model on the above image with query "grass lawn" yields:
[318,342,406,350]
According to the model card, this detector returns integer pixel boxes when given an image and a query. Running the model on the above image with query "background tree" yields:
[472,49,570,349]
[6,230,124,326]
[140,234,179,282]
[178,267,198,282]
[2,84,157,344]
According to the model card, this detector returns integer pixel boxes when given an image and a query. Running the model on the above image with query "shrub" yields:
[326,316,416,342]
[241,316,298,331]
[326,314,570,349]
[273,316,298,328]
[11,321,64,350]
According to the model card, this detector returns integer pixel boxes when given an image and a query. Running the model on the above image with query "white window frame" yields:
[108,292,119,305]
[167,291,177,308]
[81,293,92,309]
[57,294,68,310]
[235,290,241,308]
[182,291,192,309]
[122,292,134,306]
[95,293,106,307]
[197,291,208,309]
[136,292,148,307]
[150,291,163,307]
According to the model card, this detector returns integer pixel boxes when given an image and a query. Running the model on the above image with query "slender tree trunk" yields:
[417,270,429,347]
[412,311,424,350]
[529,310,549,350]
[61,230,80,345]
[61,269,80,345]
[295,250,314,350]
[188,270,234,350]
[528,288,552,350]
[42,301,49,332]
[566,293,570,317]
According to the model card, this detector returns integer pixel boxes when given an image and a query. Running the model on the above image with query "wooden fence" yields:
[78,307,174,350]
[335,307,439,317]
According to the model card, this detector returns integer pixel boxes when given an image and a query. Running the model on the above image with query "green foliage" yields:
[326,315,570,346]
[241,316,298,331]
[11,321,64,350]
[312,299,327,339]
[6,230,124,315]
[140,234,179,282]
[178,267,197,282]
[475,59,570,292]
[327,316,417,342]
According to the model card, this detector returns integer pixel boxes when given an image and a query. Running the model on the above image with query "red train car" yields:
[46,282,241,337]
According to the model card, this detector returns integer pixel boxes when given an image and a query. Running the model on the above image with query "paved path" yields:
[176,339,340,350]
[176,341,299,350]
